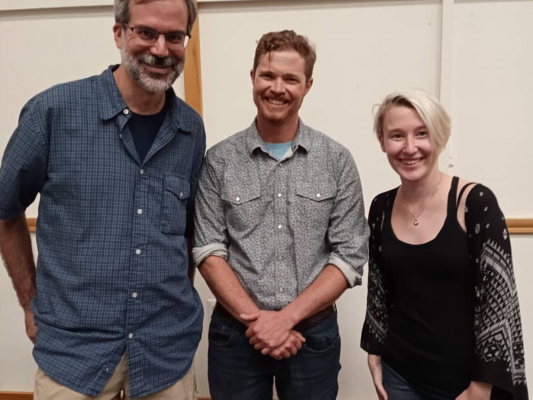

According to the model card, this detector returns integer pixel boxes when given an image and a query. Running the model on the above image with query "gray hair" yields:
[114,0,197,35]
[374,90,451,153]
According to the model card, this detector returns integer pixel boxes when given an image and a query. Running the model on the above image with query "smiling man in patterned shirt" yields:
[0,1,205,399]
[193,30,370,400]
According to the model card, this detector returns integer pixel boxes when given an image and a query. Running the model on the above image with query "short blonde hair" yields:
[374,90,451,153]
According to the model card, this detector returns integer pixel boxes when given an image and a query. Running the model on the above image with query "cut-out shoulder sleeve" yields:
[360,190,396,355]
[465,185,528,399]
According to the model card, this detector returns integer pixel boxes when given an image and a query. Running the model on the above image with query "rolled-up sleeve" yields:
[193,150,229,268]
[0,99,48,220]
[326,149,370,287]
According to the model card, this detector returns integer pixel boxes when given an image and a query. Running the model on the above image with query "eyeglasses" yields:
[124,25,190,48]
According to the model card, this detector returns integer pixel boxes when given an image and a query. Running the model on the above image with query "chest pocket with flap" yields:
[161,175,190,235]
[295,180,337,228]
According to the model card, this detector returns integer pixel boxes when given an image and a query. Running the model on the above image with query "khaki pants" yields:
[34,355,196,400]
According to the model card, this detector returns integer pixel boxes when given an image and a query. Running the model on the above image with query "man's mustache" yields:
[137,53,179,68]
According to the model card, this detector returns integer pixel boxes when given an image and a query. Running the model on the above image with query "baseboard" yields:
[0,393,210,400]
[0,393,32,400]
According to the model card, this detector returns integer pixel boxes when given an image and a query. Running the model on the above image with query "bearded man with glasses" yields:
[0,1,205,399]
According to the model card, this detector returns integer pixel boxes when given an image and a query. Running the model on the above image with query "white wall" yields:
[1,1,532,399]
[450,0,533,216]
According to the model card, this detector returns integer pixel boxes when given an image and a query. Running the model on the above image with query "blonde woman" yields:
[361,91,527,400]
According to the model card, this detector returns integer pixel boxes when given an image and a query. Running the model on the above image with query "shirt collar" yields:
[245,118,313,155]
[97,65,193,133]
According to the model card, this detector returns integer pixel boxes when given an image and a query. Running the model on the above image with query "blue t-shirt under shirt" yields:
[264,141,293,161]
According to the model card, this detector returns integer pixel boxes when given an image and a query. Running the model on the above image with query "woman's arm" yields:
[465,184,528,399]
[361,192,393,353]
[368,354,388,400]
[361,192,395,399]
[456,382,492,400]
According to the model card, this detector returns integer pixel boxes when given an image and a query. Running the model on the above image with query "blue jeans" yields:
[382,362,454,400]
[208,310,341,400]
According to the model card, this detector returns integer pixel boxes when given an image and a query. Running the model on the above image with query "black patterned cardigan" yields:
[360,183,528,399]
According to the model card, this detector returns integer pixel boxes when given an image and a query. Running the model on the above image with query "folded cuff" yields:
[192,243,228,268]
[328,253,362,288]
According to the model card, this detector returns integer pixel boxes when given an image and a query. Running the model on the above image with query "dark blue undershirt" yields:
[128,96,169,162]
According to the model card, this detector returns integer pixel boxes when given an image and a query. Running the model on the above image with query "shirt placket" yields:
[124,155,151,394]
[273,158,296,309]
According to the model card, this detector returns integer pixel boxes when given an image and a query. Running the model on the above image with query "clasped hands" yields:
[241,310,305,360]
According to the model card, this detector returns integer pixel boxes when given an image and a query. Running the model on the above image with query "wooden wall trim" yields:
[0,393,211,400]
[0,392,33,400]
[184,1,203,117]
[507,219,533,234]
[25,218,533,234]
[26,218,37,233]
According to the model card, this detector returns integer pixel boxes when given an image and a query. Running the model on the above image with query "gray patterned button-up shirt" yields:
[193,120,369,310]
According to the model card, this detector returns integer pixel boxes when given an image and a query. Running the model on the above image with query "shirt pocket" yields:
[295,180,337,230]
[161,175,190,235]
[220,183,262,233]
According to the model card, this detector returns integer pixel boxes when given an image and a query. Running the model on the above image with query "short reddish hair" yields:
[253,30,317,81]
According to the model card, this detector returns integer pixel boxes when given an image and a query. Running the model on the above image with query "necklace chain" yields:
[400,173,443,226]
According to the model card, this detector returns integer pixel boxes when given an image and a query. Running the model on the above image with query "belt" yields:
[214,303,336,332]
[294,304,336,331]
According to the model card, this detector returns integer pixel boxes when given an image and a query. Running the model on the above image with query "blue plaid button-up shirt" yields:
[0,66,205,398]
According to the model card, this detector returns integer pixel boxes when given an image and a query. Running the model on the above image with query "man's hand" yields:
[456,382,492,400]
[269,330,306,360]
[368,354,387,400]
[241,310,295,354]
[0,216,37,345]
[24,307,37,344]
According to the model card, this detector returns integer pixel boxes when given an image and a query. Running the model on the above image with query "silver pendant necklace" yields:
[400,173,443,226]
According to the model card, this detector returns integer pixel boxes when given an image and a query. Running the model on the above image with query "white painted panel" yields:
[0,0,257,12]
[198,1,441,398]
[452,0,533,217]
[513,236,533,385]
[0,0,111,11]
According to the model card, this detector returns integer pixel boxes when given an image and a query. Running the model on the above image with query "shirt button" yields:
[236,197,240,202]
[278,225,283,229]
[140,169,145,175]
[278,255,283,261]
[132,292,138,299]
[279,287,284,293]
[135,249,141,255]
[277,193,282,197]
[179,192,184,198]
[123,109,130,115]
[137,209,143,215]
[128,333,133,339]
[119,134,123,139]
[316,193,321,198]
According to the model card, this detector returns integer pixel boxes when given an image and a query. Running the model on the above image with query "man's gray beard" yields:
[121,47,185,93]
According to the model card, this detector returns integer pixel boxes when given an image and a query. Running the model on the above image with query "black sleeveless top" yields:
[381,177,475,397]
